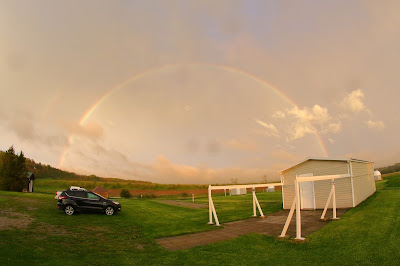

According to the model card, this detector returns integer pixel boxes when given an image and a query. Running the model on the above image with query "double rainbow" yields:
[58,63,328,168]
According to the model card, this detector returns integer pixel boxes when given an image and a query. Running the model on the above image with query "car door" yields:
[81,192,104,211]
[73,191,89,210]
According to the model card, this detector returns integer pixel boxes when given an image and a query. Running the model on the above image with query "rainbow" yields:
[58,63,328,168]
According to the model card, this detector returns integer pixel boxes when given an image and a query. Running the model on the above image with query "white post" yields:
[252,188,257,217]
[295,177,305,240]
[320,185,334,220]
[192,194,194,203]
[211,197,220,226]
[224,189,226,196]
[254,193,265,217]
[331,180,340,220]
[208,185,213,224]
[208,185,220,226]
[279,196,296,237]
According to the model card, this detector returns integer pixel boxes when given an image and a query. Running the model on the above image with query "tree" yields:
[120,189,132,198]
[0,146,27,191]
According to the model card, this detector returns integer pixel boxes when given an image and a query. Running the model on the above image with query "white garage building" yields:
[280,158,376,210]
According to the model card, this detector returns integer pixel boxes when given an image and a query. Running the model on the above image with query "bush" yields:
[120,189,132,198]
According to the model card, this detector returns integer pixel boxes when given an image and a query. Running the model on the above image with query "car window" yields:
[75,191,87,198]
[66,190,76,196]
[87,192,100,200]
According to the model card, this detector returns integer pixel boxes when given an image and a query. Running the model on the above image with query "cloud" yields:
[271,149,302,164]
[340,89,366,113]
[366,120,385,131]
[8,118,37,141]
[61,121,103,140]
[225,138,258,152]
[255,120,280,137]
[285,105,341,140]
[287,123,314,141]
[272,110,285,118]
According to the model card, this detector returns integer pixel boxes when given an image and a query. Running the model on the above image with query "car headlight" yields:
[112,201,120,205]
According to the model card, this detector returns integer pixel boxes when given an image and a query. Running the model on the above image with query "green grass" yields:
[0,174,399,265]
[384,172,400,188]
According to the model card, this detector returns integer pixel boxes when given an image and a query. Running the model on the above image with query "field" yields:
[33,178,208,195]
[0,174,399,265]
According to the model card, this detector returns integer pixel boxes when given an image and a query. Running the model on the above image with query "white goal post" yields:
[279,174,350,240]
[208,183,283,226]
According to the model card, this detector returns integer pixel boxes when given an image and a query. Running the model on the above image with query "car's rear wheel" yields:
[105,206,115,215]
[64,205,75,215]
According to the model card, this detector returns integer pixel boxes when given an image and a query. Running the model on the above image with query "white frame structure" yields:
[279,174,350,240]
[208,183,283,226]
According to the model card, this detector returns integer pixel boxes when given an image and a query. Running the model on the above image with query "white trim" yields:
[349,161,355,207]
[209,183,283,190]
[371,162,377,192]
[280,174,285,209]
[312,181,316,210]
[298,173,314,210]
[295,174,350,183]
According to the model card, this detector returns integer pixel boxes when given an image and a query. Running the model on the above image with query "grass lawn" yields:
[0,174,399,265]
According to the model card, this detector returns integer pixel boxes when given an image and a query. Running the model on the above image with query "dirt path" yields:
[156,209,349,251]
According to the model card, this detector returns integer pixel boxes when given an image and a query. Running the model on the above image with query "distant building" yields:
[280,158,376,210]
[27,172,35,192]
[229,188,247,196]
[93,186,109,198]
[374,170,382,181]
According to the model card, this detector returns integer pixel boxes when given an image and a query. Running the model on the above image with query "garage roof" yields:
[279,157,372,174]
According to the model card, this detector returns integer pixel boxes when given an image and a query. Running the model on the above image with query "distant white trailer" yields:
[374,170,382,181]
[229,188,247,195]
[266,186,275,192]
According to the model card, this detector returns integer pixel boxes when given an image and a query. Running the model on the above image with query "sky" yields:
[1,0,399,184]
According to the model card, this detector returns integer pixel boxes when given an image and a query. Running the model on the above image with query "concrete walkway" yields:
[156,209,348,251]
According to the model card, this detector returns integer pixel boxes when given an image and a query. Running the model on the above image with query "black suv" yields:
[57,187,121,215]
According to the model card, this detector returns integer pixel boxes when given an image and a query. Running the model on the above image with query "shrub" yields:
[120,189,132,198]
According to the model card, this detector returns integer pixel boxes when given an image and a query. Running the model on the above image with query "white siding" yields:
[313,177,353,209]
[281,160,349,209]
[352,162,376,206]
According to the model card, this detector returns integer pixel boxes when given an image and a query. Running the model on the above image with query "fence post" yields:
[295,177,305,240]
[252,188,257,217]
[208,185,213,224]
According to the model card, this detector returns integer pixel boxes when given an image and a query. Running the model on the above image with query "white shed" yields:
[374,170,382,181]
[279,158,376,210]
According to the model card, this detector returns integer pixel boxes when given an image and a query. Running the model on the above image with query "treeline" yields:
[24,157,153,184]
[1,147,153,187]
[377,162,400,174]
[0,146,27,191]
